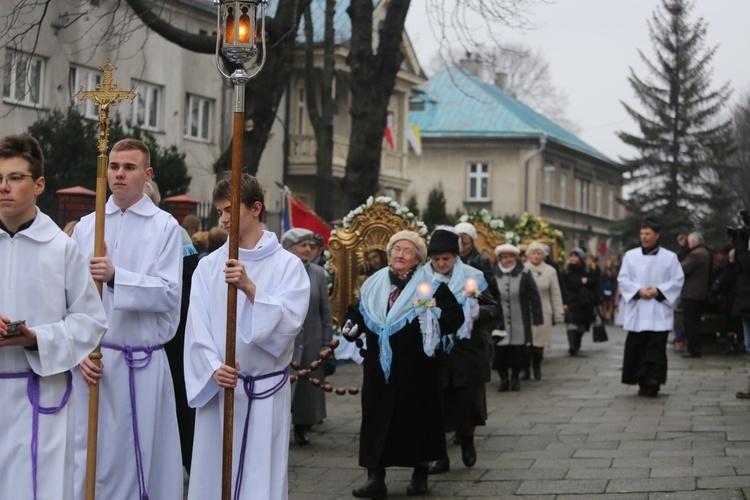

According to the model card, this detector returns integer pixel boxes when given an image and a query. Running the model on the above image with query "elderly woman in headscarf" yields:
[343,230,464,499]
[523,241,564,380]
[493,243,543,392]
[423,227,503,475]
[282,228,333,446]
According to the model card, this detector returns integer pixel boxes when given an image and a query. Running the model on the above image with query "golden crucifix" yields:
[72,59,138,500]
[73,59,139,155]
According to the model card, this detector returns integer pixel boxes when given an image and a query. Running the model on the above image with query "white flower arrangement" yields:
[462,209,505,234]
[338,196,428,236]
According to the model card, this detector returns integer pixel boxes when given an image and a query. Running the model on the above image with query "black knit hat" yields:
[428,229,460,255]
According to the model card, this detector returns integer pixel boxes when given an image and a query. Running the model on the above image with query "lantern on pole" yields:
[213,1,267,499]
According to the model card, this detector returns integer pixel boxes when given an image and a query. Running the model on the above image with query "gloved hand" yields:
[341,320,359,341]
[491,329,507,346]
[470,300,480,320]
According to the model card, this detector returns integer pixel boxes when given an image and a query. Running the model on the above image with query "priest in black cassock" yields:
[618,218,684,397]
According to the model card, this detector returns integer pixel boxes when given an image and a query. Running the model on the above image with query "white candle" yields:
[417,282,432,299]
[465,277,478,293]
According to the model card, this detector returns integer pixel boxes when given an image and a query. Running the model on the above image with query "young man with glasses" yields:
[0,134,108,500]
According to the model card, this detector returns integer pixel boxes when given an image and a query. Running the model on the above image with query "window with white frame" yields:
[69,66,101,119]
[184,94,214,141]
[577,178,590,212]
[3,49,45,107]
[131,81,162,130]
[560,173,567,208]
[595,185,602,215]
[467,162,490,201]
[543,170,552,203]
[608,189,614,218]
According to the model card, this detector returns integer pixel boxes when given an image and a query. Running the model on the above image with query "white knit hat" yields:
[454,222,478,241]
[527,241,548,256]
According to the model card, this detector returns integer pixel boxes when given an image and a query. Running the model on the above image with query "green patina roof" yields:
[410,67,616,166]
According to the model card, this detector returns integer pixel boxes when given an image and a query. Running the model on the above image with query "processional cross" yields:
[72,59,138,500]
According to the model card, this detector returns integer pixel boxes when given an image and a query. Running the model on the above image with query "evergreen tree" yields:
[405,192,420,218]
[422,184,451,231]
[27,107,191,223]
[617,0,736,248]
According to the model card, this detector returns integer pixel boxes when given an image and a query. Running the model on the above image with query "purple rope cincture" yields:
[0,370,72,500]
[101,342,164,500]
[232,367,290,500]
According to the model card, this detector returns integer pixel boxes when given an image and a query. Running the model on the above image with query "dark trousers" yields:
[682,298,706,357]
[622,330,669,386]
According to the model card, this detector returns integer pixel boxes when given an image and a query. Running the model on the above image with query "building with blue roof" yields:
[407,61,623,246]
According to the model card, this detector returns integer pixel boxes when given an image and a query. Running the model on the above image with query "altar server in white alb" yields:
[72,138,184,500]
[0,134,108,500]
[185,173,310,500]
[618,217,684,397]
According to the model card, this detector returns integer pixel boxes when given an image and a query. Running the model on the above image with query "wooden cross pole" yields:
[72,60,138,500]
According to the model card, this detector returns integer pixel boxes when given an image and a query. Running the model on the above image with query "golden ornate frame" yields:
[329,203,418,325]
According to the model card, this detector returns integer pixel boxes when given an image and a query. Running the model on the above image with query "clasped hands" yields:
[638,286,659,299]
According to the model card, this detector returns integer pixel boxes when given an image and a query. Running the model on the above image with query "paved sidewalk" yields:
[288,325,750,499]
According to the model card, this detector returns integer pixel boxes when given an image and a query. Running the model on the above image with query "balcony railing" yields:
[288,134,405,180]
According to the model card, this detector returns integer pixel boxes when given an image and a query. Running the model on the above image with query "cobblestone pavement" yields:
[287,325,750,499]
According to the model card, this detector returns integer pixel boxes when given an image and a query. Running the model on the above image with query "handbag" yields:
[592,307,608,343]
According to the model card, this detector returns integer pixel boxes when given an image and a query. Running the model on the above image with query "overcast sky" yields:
[405,0,750,163]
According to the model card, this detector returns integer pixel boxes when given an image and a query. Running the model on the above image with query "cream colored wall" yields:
[407,140,527,216]
[0,0,224,202]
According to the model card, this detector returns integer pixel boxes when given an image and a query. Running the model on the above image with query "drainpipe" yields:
[524,133,547,213]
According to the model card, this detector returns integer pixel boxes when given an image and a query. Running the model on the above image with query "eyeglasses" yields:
[0,173,37,186]
[391,246,415,258]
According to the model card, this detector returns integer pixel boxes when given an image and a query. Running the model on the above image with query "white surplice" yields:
[71,194,183,500]
[0,209,107,500]
[185,231,310,500]
[618,246,684,332]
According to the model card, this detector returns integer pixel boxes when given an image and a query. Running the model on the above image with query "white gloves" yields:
[470,300,480,320]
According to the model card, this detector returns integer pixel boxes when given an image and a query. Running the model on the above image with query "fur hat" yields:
[281,228,314,249]
[494,243,520,256]
[527,241,548,256]
[428,228,460,255]
[454,222,478,241]
[386,230,427,263]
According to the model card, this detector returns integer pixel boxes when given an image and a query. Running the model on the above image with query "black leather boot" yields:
[428,456,450,474]
[499,376,509,392]
[461,436,477,467]
[532,350,543,381]
[567,330,579,356]
[575,330,584,353]
[510,369,520,391]
[293,424,309,446]
[406,465,429,496]
[352,468,387,499]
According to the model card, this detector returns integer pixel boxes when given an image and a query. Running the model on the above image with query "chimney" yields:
[459,52,482,78]
[495,72,508,90]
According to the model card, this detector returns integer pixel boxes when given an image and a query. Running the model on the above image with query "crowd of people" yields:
[4,131,750,499]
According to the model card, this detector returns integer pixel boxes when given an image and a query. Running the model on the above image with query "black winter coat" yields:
[462,247,500,300]
[563,263,598,326]
[440,288,502,387]
[347,280,464,468]
[732,236,750,318]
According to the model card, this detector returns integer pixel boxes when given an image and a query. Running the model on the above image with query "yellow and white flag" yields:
[405,123,422,156]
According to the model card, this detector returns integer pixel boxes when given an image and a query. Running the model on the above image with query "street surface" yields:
[287,324,750,499]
